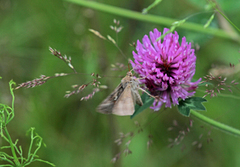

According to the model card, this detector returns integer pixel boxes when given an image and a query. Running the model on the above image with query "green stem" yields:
[8,80,15,123]
[3,126,21,166]
[191,110,240,137]
[215,8,240,33]
[66,0,240,42]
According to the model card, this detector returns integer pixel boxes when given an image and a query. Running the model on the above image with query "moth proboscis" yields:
[97,71,152,116]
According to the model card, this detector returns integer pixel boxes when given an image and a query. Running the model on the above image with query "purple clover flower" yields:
[130,28,201,111]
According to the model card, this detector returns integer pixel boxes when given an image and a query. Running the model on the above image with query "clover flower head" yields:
[130,28,201,111]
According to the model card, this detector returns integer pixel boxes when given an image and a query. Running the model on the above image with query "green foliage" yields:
[178,97,207,117]
[1,0,240,166]
[0,81,55,167]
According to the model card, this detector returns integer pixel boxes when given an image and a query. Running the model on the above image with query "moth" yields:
[97,71,143,116]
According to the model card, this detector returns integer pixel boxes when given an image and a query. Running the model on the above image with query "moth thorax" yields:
[130,79,139,90]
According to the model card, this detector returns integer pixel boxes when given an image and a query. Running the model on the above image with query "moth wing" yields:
[131,88,143,106]
[136,96,143,106]
[129,78,143,106]
[97,83,125,114]
[112,84,135,116]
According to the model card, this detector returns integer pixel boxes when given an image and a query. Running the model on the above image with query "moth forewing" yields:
[97,83,124,114]
[97,71,143,116]
[112,84,135,115]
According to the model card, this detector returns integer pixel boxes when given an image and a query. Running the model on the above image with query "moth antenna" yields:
[128,59,137,73]
[128,63,131,72]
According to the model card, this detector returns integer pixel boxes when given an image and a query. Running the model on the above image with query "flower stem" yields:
[3,126,21,166]
[191,110,240,137]
[66,0,240,42]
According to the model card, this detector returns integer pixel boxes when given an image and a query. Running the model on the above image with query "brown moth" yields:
[97,71,143,116]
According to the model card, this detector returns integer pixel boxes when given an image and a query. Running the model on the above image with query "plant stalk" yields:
[3,126,21,166]
[66,0,240,42]
[191,110,240,137]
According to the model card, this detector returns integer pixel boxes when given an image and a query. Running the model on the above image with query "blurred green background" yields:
[1,0,240,166]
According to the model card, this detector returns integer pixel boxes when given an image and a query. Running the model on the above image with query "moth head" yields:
[126,71,133,77]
